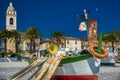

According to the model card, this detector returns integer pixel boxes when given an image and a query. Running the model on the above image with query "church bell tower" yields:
[6,2,17,53]
[88,19,98,45]
[6,2,17,30]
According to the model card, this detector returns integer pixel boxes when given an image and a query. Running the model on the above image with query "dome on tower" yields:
[6,2,16,14]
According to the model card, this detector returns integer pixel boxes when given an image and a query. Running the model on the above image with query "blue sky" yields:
[0,0,120,39]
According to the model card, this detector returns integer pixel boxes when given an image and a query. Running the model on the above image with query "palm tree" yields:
[51,31,65,48]
[10,30,21,53]
[0,29,11,55]
[114,29,120,53]
[115,29,120,41]
[80,37,86,49]
[103,31,118,52]
[25,27,42,54]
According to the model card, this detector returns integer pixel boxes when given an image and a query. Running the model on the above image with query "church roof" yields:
[65,37,80,40]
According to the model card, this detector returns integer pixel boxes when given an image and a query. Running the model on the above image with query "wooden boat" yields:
[50,34,108,80]
[51,52,100,80]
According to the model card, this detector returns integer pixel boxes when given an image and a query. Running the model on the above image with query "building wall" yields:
[21,39,40,53]
[7,39,15,52]
[65,39,81,51]
[40,38,82,51]
[40,42,49,50]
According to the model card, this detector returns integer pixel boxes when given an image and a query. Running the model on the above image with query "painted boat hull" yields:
[101,52,116,66]
[51,75,98,80]
[51,57,100,80]
[101,58,115,66]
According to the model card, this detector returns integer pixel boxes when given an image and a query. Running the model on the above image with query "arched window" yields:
[10,18,13,25]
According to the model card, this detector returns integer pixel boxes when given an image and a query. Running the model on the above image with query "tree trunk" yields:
[15,40,18,53]
[33,40,36,53]
[112,41,114,52]
[30,39,33,54]
[4,38,7,56]
[81,41,84,49]
[16,39,20,53]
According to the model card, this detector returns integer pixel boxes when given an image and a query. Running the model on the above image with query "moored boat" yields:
[52,54,100,80]
[50,32,108,80]
[50,9,108,80]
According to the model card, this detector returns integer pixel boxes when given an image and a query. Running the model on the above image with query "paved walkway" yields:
[99,63,120,80]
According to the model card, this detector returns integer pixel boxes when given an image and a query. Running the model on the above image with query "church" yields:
[6,2,18,53]
[0,2,40,54]
[0,2,17,53]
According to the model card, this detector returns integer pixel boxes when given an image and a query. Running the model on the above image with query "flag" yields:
[78,21,87,31]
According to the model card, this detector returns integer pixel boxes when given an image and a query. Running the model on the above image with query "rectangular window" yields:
[67,40,69,44]
[75,40,77,44]
[75,47,77,50]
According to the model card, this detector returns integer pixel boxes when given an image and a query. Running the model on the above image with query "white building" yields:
[40,37,82,52]
[65,37,81,51]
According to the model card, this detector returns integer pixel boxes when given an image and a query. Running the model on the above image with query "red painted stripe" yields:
[51,75,98,80]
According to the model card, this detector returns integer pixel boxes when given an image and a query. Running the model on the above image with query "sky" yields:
[0,0,120,39]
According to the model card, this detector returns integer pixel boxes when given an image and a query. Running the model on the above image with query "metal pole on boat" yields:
[76,9,89,47]
[97,32,102,53]
[84,9,89,46]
